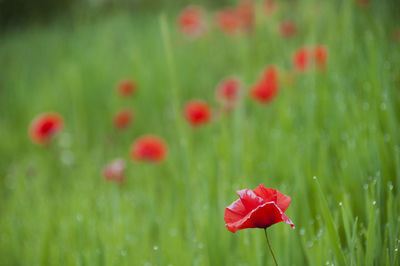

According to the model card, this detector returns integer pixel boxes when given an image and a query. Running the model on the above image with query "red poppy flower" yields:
[29,112,64,145]
[293,47,311,72]
[184,100,211,127]
[117,79,137,97]
[394,28,400,44]
[130,135,168,163]
[355,0,369,8]
[224,184,294,233]
[279,20,297,38]
[249,66,279,104]
[314,45,328,71]
[103,158,126,184]
[216,77,242,110]
[263,0,277,15]
[215,8,242,35]
[236,0,255,33]
[113,108,134,129]
[178,6,207,38]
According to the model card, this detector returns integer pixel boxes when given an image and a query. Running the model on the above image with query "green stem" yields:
[264,228,278,266]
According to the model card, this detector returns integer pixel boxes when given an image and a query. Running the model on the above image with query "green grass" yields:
[0,0,399,265]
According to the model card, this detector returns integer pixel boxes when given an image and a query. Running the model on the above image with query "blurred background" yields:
[1,0,400,265]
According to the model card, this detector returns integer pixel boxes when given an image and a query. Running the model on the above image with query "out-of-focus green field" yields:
[0,0,399,265]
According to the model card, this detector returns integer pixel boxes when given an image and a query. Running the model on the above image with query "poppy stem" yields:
[264,228,278,266]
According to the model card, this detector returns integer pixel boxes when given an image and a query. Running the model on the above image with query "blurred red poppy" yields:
[394,28,400,44]
[178,6,207,38]
[117,79,137,97]
[184,100,211,127]
[215,0,254,35]
[293,47,311,72]
[216,77,242,110]
[215,8,241,35]
[131,135,168,163]
[236,0,255,33]
[103,158,126,184]
[29,112,63,145]
[355,0,369,8]
[249,66,279,104]
[314,45,328,71]
[263,0,277,15]
[279,20,297,38]
[224,184,294,233]
[113,108,134,129]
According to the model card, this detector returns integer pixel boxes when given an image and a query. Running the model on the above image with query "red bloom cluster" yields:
[113,108,134,129]
[216,77,242,110]
[224,184,294,233]
[279,20,297,38]
[117,79,137,97]
[29,113,64,145]
[178,6,207,38]
[215,0,255,35]
[249,66,279,104]
[103,158,126,184]
[184,100,211,127]
[131,135,168,163]
[293,45,328,72]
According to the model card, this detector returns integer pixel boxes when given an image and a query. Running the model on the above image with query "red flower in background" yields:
[215,8,242,35]
[279,20,297,38]
[113,108,134,129]
[184,100,211,127]
[103,158,126,184]
[224,184,294,233]
[29,112,64,145]
[314,45,328,71]
[216,77,242,110]
[215,0,255,35]
[293,47,311,72]
[117,79,137,97]
[249,66,279,104]
[131,135,168,163]
[236,0,255,33]
[178,6,207,38]
[355,0,369,8]
[263,0,277,15]
[394,28,400,44]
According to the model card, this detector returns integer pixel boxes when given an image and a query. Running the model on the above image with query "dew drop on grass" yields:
[121,250,127,256]
[372,201,376,205]
[198,243,203,249]
[380,103,387,110]
[317,229,323,238]
[153,246,159,251]
[300,228,305,235]
[61,150,75,166]
[307,242,313,248]
[395,248,398,252]
[313,176,317,180]
[326,261,330,265]
[76,214,83,222]
[339,202,343,206]
[363,184,368,190]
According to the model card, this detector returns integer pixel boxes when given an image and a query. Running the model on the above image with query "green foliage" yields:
[0,0,399,265]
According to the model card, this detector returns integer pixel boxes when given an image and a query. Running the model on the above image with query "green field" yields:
[0,0,399,265]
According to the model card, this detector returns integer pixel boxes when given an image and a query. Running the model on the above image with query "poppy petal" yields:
[253,184,291,212]
[237,189,265,211]
[225,201,294,233]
